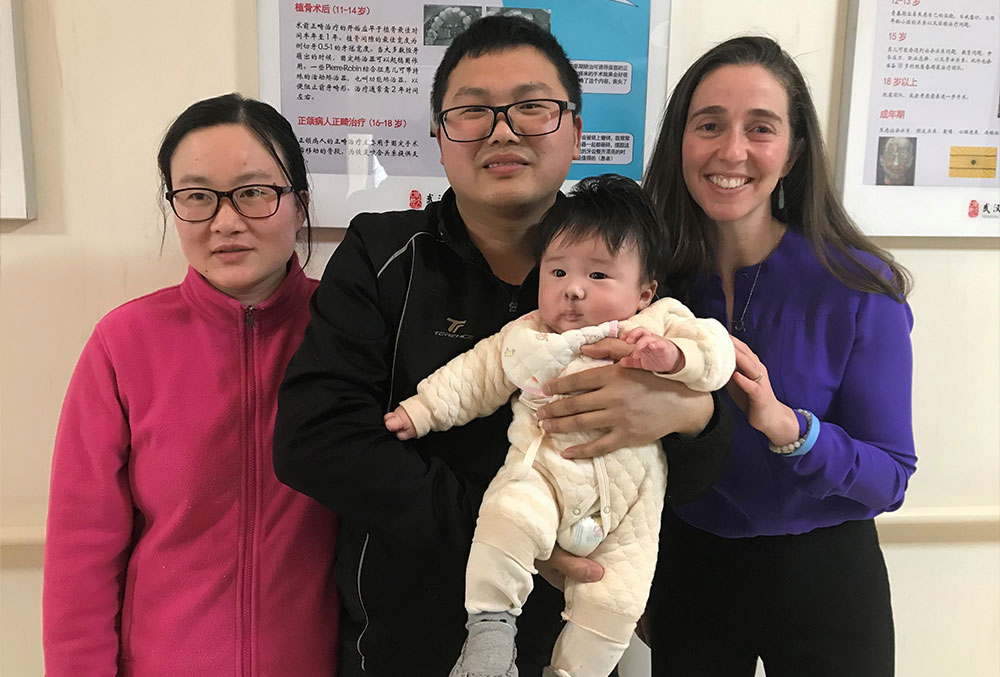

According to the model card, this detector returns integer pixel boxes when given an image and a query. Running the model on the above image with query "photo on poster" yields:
[484,6,552,30]
[948,145,998,178]
[875,136,916,186]
[423,6,482,46]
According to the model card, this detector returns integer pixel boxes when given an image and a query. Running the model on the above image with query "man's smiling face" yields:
[436,45,582,222]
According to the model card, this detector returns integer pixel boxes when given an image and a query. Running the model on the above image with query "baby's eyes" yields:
[547,269,607,279]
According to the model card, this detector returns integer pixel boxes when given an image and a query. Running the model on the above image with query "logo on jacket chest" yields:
[435,316,474,341]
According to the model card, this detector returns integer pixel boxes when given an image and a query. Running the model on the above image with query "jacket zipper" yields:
[355,532,371,670]
[242,305,257,675]
[505,282,522,317]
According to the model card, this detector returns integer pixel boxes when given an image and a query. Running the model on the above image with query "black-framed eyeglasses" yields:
[437,98,578,143]
[166,184,295,223]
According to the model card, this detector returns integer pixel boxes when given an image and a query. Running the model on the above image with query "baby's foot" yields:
[448,611,518,677]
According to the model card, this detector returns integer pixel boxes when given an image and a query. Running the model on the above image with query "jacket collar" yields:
[434,189,482,266]
[433,188,564,287]
[179,253,312,330]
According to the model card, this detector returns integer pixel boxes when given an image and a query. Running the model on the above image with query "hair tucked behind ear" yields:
[644,36,911,302]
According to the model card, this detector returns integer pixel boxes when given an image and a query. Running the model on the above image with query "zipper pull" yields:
[245,306,255,330]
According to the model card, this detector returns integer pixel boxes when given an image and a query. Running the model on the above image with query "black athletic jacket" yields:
[274,190,730,676]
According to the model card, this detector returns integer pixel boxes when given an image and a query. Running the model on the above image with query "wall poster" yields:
[838,0,1000,236]
[258,0,667,228]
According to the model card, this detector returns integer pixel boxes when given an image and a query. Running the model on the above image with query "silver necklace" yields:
[731,261,763,333]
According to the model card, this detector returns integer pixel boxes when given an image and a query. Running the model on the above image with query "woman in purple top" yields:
[641,37,915,676]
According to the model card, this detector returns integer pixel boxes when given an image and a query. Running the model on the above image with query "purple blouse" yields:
[677,228,916,538]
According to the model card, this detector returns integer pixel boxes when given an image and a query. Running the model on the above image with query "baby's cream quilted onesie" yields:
[400,298,733,676]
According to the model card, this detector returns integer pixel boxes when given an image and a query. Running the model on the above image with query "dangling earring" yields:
[777,178,786,211]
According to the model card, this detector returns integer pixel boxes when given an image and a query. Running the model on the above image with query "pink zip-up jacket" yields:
[43,257,339,676]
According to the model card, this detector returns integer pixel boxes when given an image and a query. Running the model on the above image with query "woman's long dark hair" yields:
[644,36,911,301]
[156,93,313,264]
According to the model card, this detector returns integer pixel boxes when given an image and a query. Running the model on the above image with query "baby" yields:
[384,175,734,677]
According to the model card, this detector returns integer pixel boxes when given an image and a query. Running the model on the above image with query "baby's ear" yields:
[638,280,657,310]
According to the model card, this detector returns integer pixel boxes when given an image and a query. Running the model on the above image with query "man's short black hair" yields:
[535,174,667,284]
[431,15,582,118]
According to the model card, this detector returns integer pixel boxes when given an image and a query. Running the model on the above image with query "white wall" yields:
[1,1,997,675]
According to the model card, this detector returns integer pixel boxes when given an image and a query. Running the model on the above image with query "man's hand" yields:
[635,613,650,647]
[535,339,714,458]
[535,545,604,591]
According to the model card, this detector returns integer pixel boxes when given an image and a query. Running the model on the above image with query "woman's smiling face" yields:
[681,64,797,229]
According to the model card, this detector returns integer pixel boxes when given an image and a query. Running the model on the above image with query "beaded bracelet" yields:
[769,409,820,457]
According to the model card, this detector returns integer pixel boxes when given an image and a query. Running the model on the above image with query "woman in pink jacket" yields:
[43,94,340,676]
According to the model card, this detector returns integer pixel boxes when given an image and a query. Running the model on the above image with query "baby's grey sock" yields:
[448,610,518,677]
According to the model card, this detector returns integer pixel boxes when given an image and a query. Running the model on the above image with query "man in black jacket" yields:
[274,15,730,677]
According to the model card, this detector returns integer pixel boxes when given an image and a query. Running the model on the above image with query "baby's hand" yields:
[619,328,684,374]
[384,407,417,440]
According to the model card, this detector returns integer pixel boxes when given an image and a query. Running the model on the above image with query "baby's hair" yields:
[535,174,666,284]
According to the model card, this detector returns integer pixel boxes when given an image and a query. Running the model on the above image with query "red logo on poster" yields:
[409,190,422,209]
[968,200,980,218]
